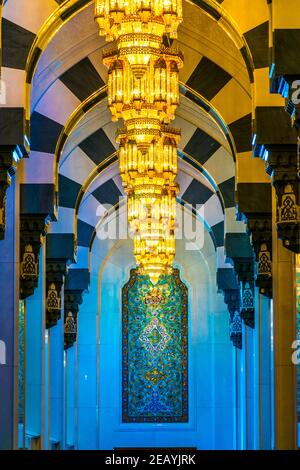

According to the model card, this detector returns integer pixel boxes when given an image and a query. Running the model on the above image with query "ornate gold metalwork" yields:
[95,0,184,283]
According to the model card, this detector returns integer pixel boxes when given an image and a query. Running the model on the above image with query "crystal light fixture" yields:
[95,0,183,284]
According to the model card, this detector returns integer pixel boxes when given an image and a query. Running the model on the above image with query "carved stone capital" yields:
[232,258,255,283]
[46,261,68,329]
[267,146,300,253]
[223,289,242,349]
[241,280,255,329]
[20,215,48,299]
[229,310,243,350]
[247,215,273,298]
[64,311,78,350]
[64,290,84,350]
[223,289,241,315]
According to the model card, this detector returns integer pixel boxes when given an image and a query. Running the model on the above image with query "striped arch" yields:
[1,0,266,117]
[49,108,245,278]
[1,0,274,189]
[1,0,271,282]
[1,0,272,195]
[53,162,236,274]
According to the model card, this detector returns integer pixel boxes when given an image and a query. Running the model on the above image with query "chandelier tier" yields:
[95,0,183,284]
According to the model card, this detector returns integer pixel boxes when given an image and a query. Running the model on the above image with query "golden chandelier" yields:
[95,0,183,284]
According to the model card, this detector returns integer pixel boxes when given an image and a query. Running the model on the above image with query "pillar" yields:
[272,189,298,449]
[236,333,247,450]
[45,233,76,449]
[64,269,89,449]
[0,171,19,449]
[49,318,64,449]
[65,344,77,449]
[25,244,46,449]
[258,293,274,449]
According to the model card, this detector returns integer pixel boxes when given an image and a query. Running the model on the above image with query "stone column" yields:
[0,147,17,240]
[64,286,84,447]
[49,318,64,449]
[45,234,75,450]
[25,243,46,450]
[272,188,298,449]
[65,344,77,449]
[0,174,19,449]
[258,293,274,449]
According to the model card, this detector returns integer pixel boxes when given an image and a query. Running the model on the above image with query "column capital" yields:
[237,183,273,297]
[225,233,255,281]
[249,216,273,298]
[223,289,242,350]
[240,280,255,329]
[46,261,68,329]
[217,268,243,348]
[64,289,84,350]
[46,234,76,329]
[266,145,300,253]
[225,233,256,328]
[63,269,89,349]
[20,214,49,299]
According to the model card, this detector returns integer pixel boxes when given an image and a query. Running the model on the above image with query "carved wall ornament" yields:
[64,311,77,349]
[241,281,255,328]
[230,310,242,350]
[20,214,49,299]
[20,245,38,280]
[279,184,298,223]
[258,243,272,277]
[63,288,86,349]
[64,312,77,335]
[266,147,300,252]
[46,283,61,312]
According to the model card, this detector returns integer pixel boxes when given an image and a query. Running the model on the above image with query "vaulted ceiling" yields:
[1,0,271,281]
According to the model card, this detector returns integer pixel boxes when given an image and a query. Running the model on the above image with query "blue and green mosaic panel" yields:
[122,268,188,422]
